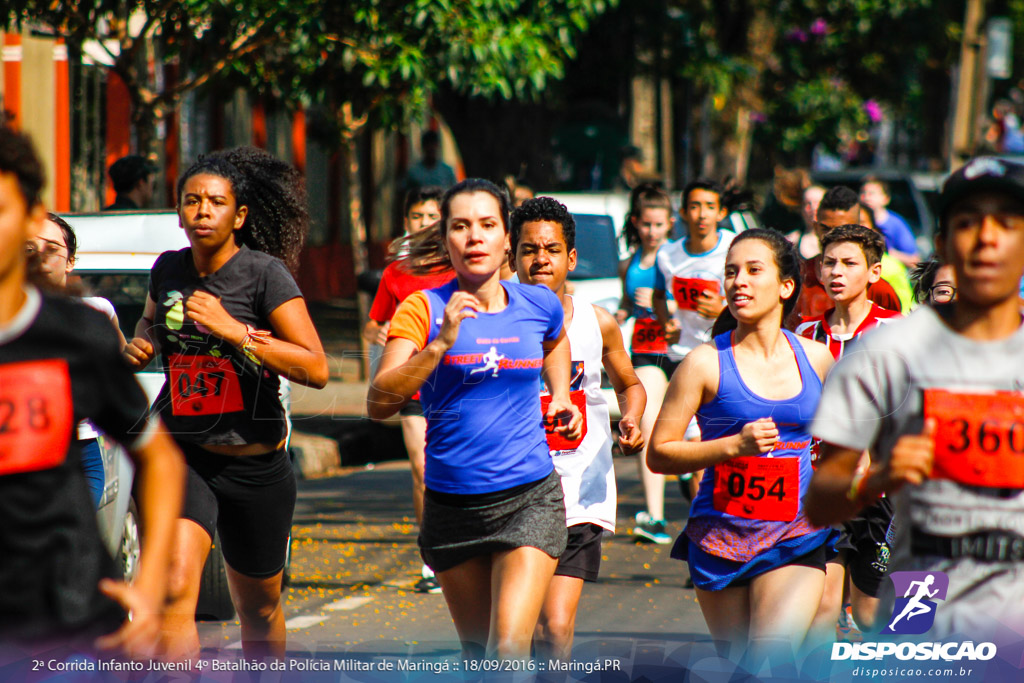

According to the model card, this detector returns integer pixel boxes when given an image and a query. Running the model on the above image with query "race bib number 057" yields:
[0,359,72,476]
[169,354,244,416]
[924,388,1024,488]
[712,456,799,521]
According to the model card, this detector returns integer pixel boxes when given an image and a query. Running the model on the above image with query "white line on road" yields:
[324,596,374,611]
[285,614,331,630]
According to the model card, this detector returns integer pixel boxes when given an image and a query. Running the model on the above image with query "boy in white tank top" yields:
[511,197,647,660]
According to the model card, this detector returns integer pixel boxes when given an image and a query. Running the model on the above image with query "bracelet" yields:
[240,324,272,354]
[846,465,874,503]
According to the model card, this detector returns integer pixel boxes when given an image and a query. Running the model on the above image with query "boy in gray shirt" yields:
[805,157,1024,639]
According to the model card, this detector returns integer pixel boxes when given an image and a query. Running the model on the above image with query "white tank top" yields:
[550,297,616,531]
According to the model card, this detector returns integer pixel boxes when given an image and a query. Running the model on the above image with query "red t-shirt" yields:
[796,302,902,359]
[368,260,454,323]
[795,255,901,319]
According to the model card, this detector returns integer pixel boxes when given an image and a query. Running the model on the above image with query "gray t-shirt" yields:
[812,304,1024,638]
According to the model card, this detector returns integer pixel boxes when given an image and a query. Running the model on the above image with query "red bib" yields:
[0,359,73,476]
[169,354,244,416]
[541,390,588,451]
[924,388,1024,488]
[672,277,720,313]
[712,456,800,521]
[631,318,668,354]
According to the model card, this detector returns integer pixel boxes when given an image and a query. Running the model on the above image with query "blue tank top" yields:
[624,251,658,319]
[420,279,563,494]
[685,330,827,562]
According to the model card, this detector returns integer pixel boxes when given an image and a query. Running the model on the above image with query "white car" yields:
[66,210,293,620]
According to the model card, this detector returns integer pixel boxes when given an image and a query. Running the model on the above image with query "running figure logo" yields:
[470,346,506,378]
[882,571,949,635]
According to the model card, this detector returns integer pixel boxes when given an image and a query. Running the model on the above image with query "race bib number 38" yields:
[169,354,244,416]
[672,277,720,312]
[0,359,73,476]
[712,456,799,521]
[924,388,1024,488]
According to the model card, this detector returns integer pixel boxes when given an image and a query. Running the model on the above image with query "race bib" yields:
[712,456,799,521]
[631,317,668,354]
[0,359,73,476]
[672,277,720,312]
[540,390,588,452]
[924,388,1024,488]
[169,354,244,416]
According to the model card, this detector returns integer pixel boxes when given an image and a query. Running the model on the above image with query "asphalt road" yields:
[195,454,715,678]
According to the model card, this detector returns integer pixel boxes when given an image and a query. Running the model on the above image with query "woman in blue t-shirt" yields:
[368,178,581,660]
[124,147,328,661]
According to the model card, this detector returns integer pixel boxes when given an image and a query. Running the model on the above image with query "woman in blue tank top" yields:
[368,179,582,661]
[649,229,834,664]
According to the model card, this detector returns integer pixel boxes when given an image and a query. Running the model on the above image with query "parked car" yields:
[66,210,294,620]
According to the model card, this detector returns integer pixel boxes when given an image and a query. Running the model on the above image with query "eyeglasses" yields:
[929,284,956,303]
[25,242,68,264]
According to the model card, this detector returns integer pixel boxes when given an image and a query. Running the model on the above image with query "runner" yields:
[806,157,1024,638]
[511,196,646,660]
[123,146,328,660]
[858,201,915,311]
[367,179,582,660]
[364,186,450,594]
[909,256,957,305]
[796,185,902,318]
[27,213,130,509]
[649,228,834,662]
[652,179,735,517]
[614,184,674,544]
[795,224,900,643]
[0,125,183,657]
[859,176,919,266]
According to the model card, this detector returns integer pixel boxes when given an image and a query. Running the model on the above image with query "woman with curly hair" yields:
[123,146,328,660]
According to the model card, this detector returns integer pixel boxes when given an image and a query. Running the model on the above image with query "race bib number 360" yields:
[169,354,244,416]
[924,388,1024,488]
[0,359,73,475]
[672,277,720,312]
[712,456,799,521]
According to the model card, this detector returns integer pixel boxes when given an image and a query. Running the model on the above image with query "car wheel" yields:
[120,497,142,583]
[196,533,236,621]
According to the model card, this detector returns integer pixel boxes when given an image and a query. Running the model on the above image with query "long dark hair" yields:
[394,178,511,275]
[711,228,803,337]
[176,146,308,272]
[624,183,672,250]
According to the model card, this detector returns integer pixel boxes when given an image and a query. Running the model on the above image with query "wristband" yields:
[240,324,272,354]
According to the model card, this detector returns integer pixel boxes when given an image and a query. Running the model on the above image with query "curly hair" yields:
[510,196,576,252]
[177,146,308,271]
[711,228,803,337]
[0,125,45,208]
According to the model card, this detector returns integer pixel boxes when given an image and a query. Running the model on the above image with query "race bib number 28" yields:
[712,456,799,521]
[925,388,1024,488]
[0,359,73,476]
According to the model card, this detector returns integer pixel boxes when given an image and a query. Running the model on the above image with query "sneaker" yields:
[632,511,672,544]
[836,603,863,642]
[414,575,443,594]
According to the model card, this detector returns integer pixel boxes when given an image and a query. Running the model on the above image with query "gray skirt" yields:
[419,469,568,573]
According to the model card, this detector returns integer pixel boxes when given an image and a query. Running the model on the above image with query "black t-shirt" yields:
[0,288,155,641]
[148,245,302,446]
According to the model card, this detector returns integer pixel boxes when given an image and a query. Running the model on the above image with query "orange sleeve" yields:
[388,291,431,350]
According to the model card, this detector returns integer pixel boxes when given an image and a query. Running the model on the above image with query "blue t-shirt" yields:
[624,251,658,318]
[877,211,918,255]
[420,280,564,494]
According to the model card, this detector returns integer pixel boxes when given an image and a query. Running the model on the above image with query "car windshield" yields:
[568,214,619,280]
[74,271,150,344]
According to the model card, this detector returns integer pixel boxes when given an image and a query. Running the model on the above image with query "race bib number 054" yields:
[924,388,1024,488]
[0,359,72,476]
[712,456,799,521]
[169,354,244,416]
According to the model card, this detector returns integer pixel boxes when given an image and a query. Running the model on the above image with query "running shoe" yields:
[836,603,863,642]
[632,511,672,544]
[414,575,443,594]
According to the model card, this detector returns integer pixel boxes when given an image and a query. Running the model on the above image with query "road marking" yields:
[324,596,373,611]
[285,614,331,630]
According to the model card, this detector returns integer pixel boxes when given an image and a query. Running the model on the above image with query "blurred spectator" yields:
[103,155,156,211]
[759,166,808,236]
[614,145,659,190]
[505,175,535,207]
[404,130,456,191]
[859,176,919,266]
[985,99,1024,154]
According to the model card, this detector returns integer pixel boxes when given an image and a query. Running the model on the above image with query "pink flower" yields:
[864,99,883,123]
[786,28,809,43]
[810,18,828,37]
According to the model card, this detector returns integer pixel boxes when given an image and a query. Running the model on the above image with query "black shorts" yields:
[835,497,895,597]
[400,398,424,417]
[726,541,831,588]
[555,523,605,582]
[631,353,681,378]
[180,441,297,578]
